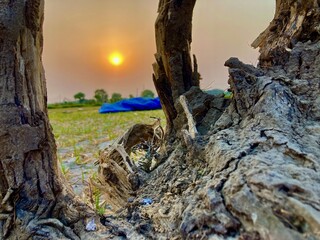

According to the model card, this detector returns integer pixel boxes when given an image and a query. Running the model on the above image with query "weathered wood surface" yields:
[1,0,319,239]
[130,44,320,239]
[153,0,198,138]
[122,0,320,239]
[252,0,320,68]
[0,1,95,239]
[96,121,164,211]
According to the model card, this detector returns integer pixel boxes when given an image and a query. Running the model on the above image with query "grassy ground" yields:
[49,107,165,153]
[48,107,165,195]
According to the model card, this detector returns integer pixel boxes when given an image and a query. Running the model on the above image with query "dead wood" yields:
[179,95,198,139]
[0,1,99,239]
[153,0,198,139]
[1,0,320,239]
[252,0,320,68]
[95,119,164,212]
[110,1,320,239]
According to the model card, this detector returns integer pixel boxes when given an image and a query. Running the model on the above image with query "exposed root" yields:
[27,218,81,240]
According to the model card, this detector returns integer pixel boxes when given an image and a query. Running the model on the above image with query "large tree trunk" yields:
[153,0,198,139]
[0,1,95,239]
[121,0,320,239]
[2,0,319,239]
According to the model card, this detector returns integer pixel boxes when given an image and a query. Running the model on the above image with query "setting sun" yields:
[108,52,124,66]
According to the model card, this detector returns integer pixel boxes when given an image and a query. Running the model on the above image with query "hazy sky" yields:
[43,1,275,103]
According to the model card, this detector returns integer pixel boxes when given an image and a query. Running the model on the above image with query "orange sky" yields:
[43,0,275,103]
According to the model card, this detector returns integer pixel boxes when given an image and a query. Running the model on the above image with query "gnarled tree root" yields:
[95,120,164,212]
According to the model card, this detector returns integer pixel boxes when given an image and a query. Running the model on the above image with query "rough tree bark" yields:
[153,0,198,139]
[96,120,163,211]
[0,1,96,239]
[1,0,319,239]
[125,0,319,239]
[252,0,320,68]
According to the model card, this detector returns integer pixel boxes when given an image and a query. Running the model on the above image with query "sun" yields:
[108,52,124,66]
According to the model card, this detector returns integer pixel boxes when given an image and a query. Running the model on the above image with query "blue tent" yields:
[99,97,162,113]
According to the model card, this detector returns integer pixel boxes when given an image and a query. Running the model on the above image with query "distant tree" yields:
[141,89,155,98]
[94,89,108,103]
[129,94,134,98]
[110,93,122,103]
[74,92,85,102]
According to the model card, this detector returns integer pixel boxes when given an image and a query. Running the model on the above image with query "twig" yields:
[114,145,134,174]
[179,95,198,139]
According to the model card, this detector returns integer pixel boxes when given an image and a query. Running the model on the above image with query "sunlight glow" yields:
[108,52,124,66]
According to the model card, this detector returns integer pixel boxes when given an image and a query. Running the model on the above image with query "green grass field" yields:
[48,107,165,195]
[48,106,165,162]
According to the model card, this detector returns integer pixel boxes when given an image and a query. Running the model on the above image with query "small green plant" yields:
[86,173,106,215]
[75,156,82,165]
[97,207,106,215]
[60,163,69,175]
[60,163,71,181]
[73,146,85,165]
[81,168,85,183]
[92,188,105,215]
[73,146,83,157]
[224,91,233,99]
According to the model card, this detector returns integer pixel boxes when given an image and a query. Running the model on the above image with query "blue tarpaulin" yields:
[99,97,162,113]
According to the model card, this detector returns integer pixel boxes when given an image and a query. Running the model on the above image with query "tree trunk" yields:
[2,0,319,239]
[153,0,198,139]
[252,0,320,68]
[0,1,94,239]
[122,0,320,239]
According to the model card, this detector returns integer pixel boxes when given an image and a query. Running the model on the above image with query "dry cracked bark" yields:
[202,49,320,238]
[0,1,99,239]
[129,37,320,240]
[153,0,198,139]
[115,0,320,239]
[96,121,163,211]
[1,0,320,239]
[252,0,320,68]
